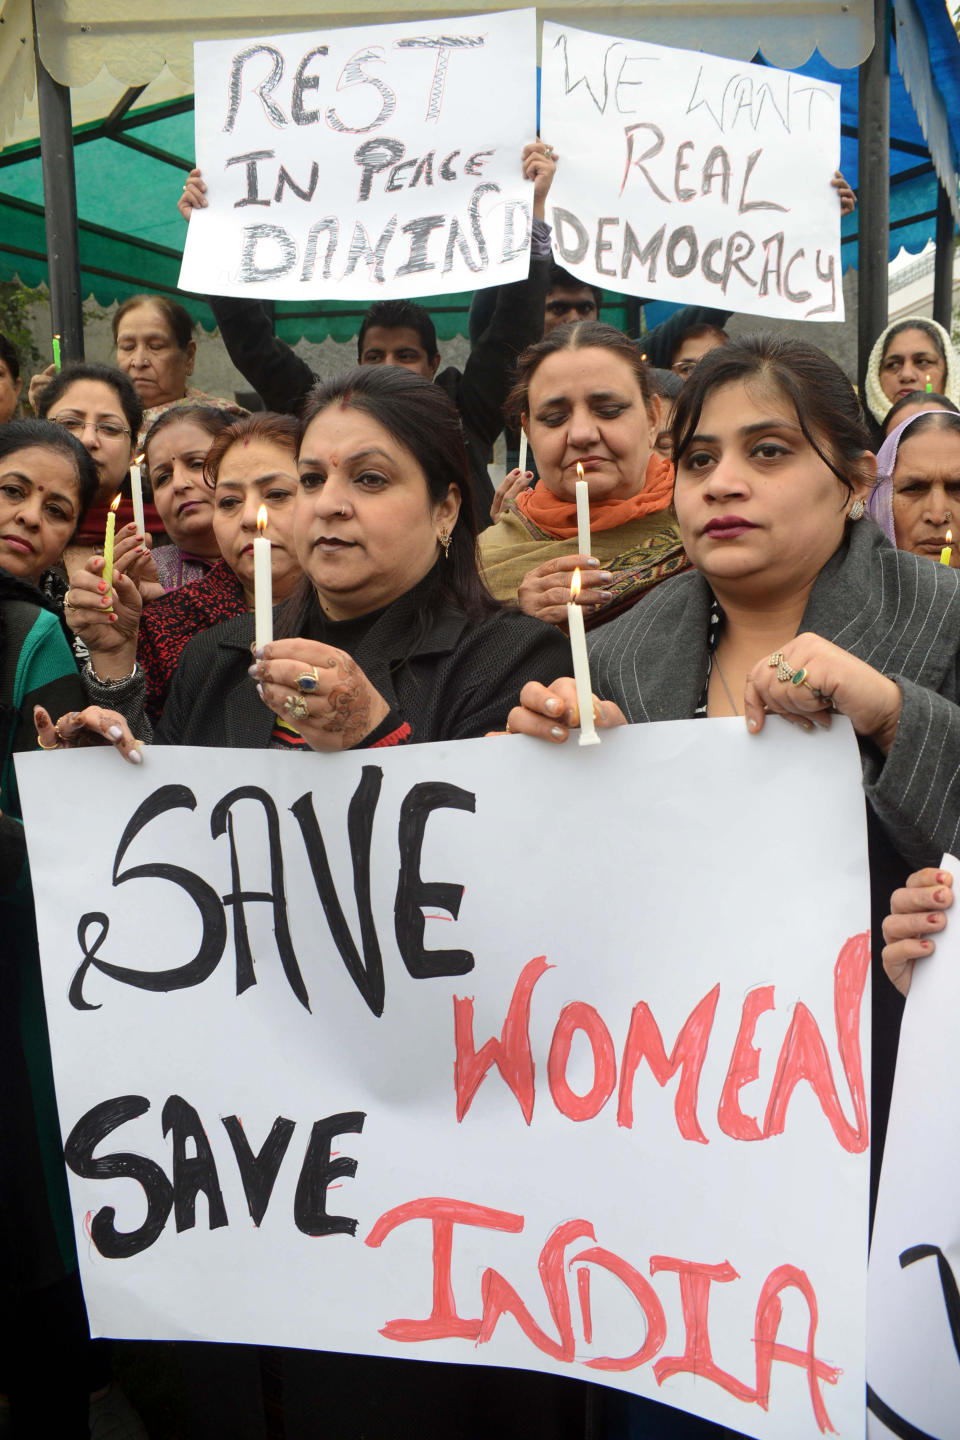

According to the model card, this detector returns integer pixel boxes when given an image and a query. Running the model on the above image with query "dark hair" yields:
[357,300,438,363]
[280,365,496,637]
[142,405,236,479]
[893,409,960,449]
[203,412,299,487]
[113,295,195,351]
[0,333,21,382]
[647,366,684,401]
[881,319,946,368]
[547,263,603,310]
[672,334,871,497]
[0,417,100,529]
[669,323,729,366]
[505,320,654,427]
[883,389,960,436]
[37,362,143,444]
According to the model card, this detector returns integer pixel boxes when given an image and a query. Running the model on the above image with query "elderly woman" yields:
[68,412,305,725]
[867,408,960,569]
[863,317,960,430]
[479,322,688,628]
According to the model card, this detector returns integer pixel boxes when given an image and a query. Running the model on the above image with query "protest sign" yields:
[540,22,843,323]
[17,720,870,1438]
[178,10,535,302]
[867,852,960,1440]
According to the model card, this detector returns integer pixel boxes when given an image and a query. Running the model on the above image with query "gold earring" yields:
[849,499,865,521]
[438,528,452,559]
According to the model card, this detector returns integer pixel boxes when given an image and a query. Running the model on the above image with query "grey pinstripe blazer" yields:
[589,519,960,868]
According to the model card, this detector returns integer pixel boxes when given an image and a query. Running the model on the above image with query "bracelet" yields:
[83,659,138,687]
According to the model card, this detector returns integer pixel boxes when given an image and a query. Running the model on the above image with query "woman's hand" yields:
[882,869,954,996]
[505,677,627,743]
[111,525,163,600]
[178,168,207,222]
[522,140,557,221]
[490,467,532,524]
[64,554,142,675]
[832,171,856,216]
[517,554,613,627]
[743,633,902,751]
[28,363,56,414]
[251,640,390,751]
[34,705,143,764]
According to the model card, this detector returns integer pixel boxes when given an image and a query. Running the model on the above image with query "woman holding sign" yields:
[479,322,689,627]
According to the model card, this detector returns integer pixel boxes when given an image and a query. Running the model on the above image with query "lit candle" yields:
[52,334,61,372]
[518,429,528,476]
[102,492,122,592]
[254,504,273,649]
[941,529,953,566]
[567,569,600,747]
[926,374,934,393]
[129,454,145,539]
[575,461,591,558]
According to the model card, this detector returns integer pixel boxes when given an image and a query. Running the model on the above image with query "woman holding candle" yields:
[866,409,960,570]
[479,322,688,628]
[864,317,960,432]
[64,412,302,724]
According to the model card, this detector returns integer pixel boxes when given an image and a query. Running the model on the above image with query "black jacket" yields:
[208,258,551,525]
[154,583,568,748]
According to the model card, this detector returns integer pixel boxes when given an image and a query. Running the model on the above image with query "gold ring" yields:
[284,694,310,722]
[64,594,76,611]
[296,667,320,694]
[37,724,62,750]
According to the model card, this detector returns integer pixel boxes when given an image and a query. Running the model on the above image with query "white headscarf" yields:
[863,316,960,425]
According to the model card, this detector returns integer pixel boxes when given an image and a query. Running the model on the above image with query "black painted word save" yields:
[70,768,476,1017]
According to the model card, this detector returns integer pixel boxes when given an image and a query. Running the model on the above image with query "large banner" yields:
[868,851,960,1440]
[17,721,871,1438]
[540,23,844,323]
[178,9,536,301]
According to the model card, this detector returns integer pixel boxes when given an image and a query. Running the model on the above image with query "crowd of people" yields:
[1,139,959,1440]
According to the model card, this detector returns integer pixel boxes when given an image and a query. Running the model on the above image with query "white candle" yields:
[130,455,145,538]
[518,429,528,476]
[575,468,591,558]
[254,505,273,650]
[567,569,600,747]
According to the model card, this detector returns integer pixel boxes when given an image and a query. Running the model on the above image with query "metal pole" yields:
[32,2,84,361]
[857,0,891,394]
[932,180,956,334]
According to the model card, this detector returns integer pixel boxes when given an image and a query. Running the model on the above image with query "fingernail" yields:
[128,748,142,765]
[524,470,533,479]
[545,697,562,716]
[256,682,264,699]
[97,581,106,593]
[597,571,613,582]
[254,646,264,659]
[586,558,600,567]
[922,939,934,948]
[550,726,565,740]
[247,663,258,676]
[109,614,118,623]
[748,717,760,732]
[599,590,612,602]
[934,889,947,903]
[938,872,951,884]
[800,720,814,732]
[107,725,122,739]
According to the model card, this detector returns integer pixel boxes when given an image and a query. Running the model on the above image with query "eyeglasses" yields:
[52,416,130,440]
[671,360,699,378]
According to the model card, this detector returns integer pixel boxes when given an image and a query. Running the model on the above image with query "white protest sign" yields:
[178,10,536,302]
[867,852,960,1440]
[17,721,870,1438]
[540,23,843,322]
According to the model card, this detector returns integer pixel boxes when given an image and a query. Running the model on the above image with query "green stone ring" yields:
[791,668,808,686]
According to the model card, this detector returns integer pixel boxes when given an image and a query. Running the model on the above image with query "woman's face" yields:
[0,446,81,582]
[115,302,196,409]
[0,356,22,424]
[523,348,660,503]
[892,426,960,562]
[295,404,460,620]
[212,438,302,599]
[880,327,947,406]
[673,378,866,597]
[45,378,134,500]
[146,419,218,554]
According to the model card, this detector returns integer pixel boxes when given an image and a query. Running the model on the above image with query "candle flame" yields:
[257,504,268,535]
[135,452,144,466]
[570,567,582,601]
[948,530,953,545]
[576,461,585,483]
[110,492,122,513]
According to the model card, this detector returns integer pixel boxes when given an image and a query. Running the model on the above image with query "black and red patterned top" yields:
[137,559,246,725]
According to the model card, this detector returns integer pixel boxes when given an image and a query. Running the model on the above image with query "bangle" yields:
[83,659,138,687]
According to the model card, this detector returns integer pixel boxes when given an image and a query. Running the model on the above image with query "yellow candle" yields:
[940,529,953,566]
[102,492,121,591]
[567,569,600,747]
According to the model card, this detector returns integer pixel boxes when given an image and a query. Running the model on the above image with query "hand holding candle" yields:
[102,493,122,594]
[567,569,600,746]
[575,461,591,558]
[129,454,145,539]
[941,529,953,566]
[254,504,273,650]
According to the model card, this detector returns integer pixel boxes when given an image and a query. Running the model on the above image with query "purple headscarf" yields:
[867,408,954,545]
